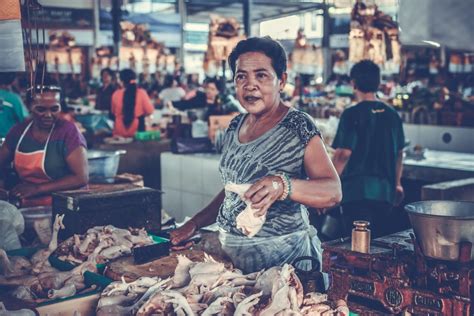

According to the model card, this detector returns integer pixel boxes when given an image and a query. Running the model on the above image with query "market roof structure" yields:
[184,0,325,23]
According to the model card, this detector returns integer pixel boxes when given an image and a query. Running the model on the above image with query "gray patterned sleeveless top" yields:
[216,107,321,237]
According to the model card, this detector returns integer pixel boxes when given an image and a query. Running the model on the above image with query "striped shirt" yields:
[217,107,321,237]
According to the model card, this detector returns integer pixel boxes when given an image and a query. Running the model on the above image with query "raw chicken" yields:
[259,284,291,316]
[225,183,265,237]
[30,214,65,274]
[48,282,76,299]
[171,255,194,288]
[201,284,244,305]
[201,296,232,316]
[234,291,262,316]
[96,254,345,316]
[10,286,36,301]
[303,292,327,306]
[98,277,171,316]
[0,302,35,316]
[55,225,154,265]
[255,266,281,296]
[136,291,174,316]
[164,290,200,315]
[0,249,31,277]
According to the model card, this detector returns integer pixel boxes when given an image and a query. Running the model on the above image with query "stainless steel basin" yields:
[405,201,474,261]
[87,150,126,180]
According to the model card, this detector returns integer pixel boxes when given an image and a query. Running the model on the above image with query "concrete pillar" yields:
[92,0,100,49]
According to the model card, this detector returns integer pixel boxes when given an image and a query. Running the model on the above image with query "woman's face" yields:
[31,91,61,130]
[101,71,112,85]
[205,82,219,103]
[234,52,286,115]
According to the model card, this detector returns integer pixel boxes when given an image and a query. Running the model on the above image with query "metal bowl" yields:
[87,150,126,181]
[405,201,474,261]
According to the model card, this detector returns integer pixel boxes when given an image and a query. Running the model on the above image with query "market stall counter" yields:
[403,150,474,183]
[161,150,474,221]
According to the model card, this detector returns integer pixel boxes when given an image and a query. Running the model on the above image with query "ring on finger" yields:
[271,180,279,190]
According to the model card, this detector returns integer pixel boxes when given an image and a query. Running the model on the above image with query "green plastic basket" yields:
[135,130,161,141]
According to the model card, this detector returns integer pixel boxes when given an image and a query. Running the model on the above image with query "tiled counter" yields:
[161,152,221,222]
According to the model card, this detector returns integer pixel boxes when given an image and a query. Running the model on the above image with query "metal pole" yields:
[322,0,332,83]
[243,0,252,37]
[93,0,100,49]
[178,0,186,68]
[111,0,121,57]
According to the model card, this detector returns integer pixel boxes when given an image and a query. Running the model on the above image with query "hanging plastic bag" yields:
[218,206,323,274]
[0,201,24,250]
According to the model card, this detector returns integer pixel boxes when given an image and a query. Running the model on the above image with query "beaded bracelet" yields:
[276,173,292,200]
[285,173,292,198]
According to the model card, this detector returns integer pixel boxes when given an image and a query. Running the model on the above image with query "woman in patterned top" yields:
[171,37,341,273]
[0,86,88,207]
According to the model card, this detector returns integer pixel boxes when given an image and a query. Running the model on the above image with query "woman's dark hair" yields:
[26,85,62,107]
[350,60,380,93]
[163,74,177,89]
[203,77,224,94]
[228,36,287,79]
[0,72,16,86]
[100,67,115,79]
[119,69,137,128]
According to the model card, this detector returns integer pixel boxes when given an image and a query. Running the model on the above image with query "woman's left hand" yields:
[11,183,40,199]
[244,176,284,217]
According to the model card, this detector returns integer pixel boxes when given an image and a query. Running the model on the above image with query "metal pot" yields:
[405,201,474,261]
[87,150,126,181]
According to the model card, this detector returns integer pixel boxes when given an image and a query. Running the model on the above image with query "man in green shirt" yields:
[332,60,404,237]
[0,72,29,138]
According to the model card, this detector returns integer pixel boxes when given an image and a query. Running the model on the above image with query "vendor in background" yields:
[332,60,405,238]
[170,37,341,273]
[158,75,186,104]
[0,86,88,207]
[166,77,243,121]
[111,69,154,137]
[139,72,154,95]
[0,72,29,138]
[95,68,117,112]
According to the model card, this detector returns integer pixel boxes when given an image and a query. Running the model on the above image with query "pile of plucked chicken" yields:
[54,225,154,265]
[0,215,98,302]
[97,254,349,315]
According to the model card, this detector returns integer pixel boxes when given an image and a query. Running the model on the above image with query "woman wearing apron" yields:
[170,37,341,273]
[0,86,88,207]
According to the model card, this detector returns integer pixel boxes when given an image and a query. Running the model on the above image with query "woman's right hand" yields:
[170,220,197,249]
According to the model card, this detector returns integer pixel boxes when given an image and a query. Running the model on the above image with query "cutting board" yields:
[104,249,232,282]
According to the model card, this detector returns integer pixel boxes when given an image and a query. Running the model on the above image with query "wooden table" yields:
[104,231,231,282]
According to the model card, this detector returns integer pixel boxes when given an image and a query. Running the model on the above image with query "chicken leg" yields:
[225,183,265,237]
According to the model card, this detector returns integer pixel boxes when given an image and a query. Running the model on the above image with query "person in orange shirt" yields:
[111,69,154,137]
